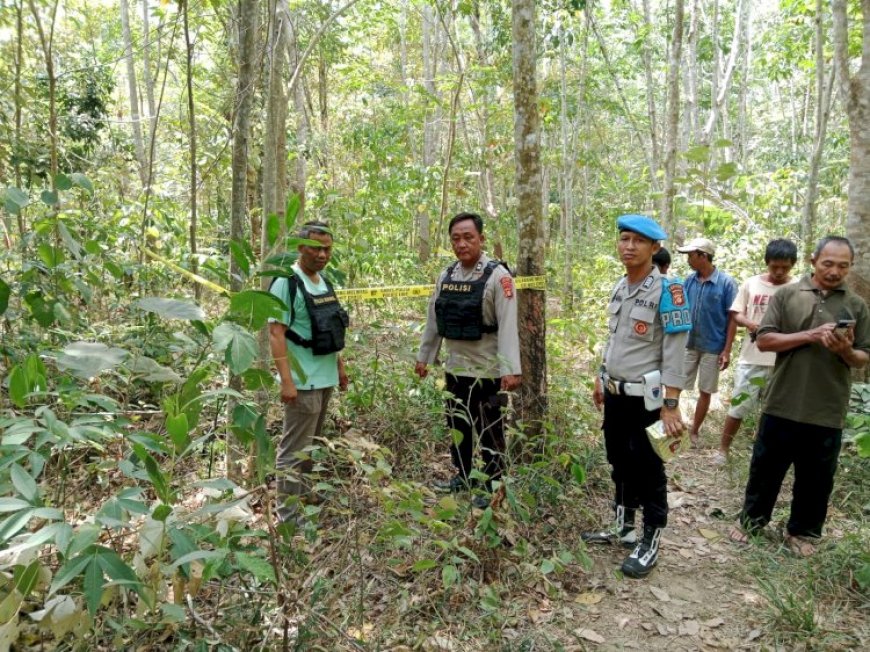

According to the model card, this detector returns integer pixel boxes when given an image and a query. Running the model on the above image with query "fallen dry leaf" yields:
[574,628,605,644]
[702,617,725,628]
[574,591,605,605]
[698,528,722,541]
[678,620,700,636]
[649,586,671,602]
[746,629,762,642]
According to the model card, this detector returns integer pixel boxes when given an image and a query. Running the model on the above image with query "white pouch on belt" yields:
[642,370,663,411]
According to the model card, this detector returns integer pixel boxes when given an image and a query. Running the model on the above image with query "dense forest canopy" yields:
[1,0,868,649]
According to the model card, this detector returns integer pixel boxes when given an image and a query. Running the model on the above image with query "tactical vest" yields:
[285,274,349,355]
[434,260,502,341]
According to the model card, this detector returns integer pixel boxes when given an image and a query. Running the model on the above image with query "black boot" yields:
[621,525,662,578]
[581,505,637,547]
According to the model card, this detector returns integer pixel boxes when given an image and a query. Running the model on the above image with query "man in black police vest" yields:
[416,212,521,508]
[269,221,349,525]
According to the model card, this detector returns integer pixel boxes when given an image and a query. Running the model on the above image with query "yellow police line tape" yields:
[142,248,547,301]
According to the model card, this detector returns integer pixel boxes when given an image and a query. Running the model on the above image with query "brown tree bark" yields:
[661,0,685,233]
[512,0,547,439]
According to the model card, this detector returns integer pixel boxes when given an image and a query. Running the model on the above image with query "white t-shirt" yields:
[730,274,798,366]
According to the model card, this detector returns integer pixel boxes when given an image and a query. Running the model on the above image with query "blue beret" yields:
[617,214,667,241]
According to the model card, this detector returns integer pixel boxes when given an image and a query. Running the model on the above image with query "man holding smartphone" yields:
[731,236,870,556]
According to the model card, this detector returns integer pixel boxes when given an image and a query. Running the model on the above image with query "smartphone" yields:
[834,318,856,333]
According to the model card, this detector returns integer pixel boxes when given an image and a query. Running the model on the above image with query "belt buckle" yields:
[606,379,619,395]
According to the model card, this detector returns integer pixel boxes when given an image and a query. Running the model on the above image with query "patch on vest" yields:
[634,321,649,336]
[500,276,514,299]
[668,283,686,306]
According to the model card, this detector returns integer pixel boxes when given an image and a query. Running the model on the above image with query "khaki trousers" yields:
[276,387,333,523]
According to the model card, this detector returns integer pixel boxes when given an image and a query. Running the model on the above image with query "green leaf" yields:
[169,549,227,570]
[684,145,711,163]
[96,547,139,586]
[83,557,103,616]
[0,509,34,543]
[49,553,92,596]
[442,564,459,588]
[126,356,183,383]
[229,290,285,330]
[10,464,39,504]
[8,365,28,408]
[540,559,555,574]
[58,222,83,259]
[153,504,172,522]
[0,277,9,316]
[412,559,437,571]
[266,213,280,247]
[241,368,274,391]
[228,240,251,277]
[135,297,205,321]
[570,463,586,485]
[54,173,73,191]
[4,186,29,209]
[69,173,94,196]
[234,551,276,584]
[213,322,258,374]
[56,342,128,379]
[132,444,173,504]
[856,431,870,458]
[37,243,64,268]
[0,498,31,513]
[715,162,738,181]
[285,194,301,228]
[40,190,59,206]
[165,413,190,451]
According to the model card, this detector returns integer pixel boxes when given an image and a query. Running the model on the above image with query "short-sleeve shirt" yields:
[602,266,689,388]
[731,274,799,366]
[269,264,339,390]
[417,253,521,379]
[758,275,870,429]
[684,268,738,354]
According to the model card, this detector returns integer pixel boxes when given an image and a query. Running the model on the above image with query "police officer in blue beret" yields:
[582,214,691,578]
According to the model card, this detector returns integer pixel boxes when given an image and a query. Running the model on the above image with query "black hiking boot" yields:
[581,505,637,547]
[621,525,663,579]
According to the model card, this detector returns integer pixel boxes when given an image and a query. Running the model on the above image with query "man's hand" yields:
[717,350,730,371]
[501,375,521,391]
[592,376,604,412]
[414,361,428,379]
[822,325,854,356]
[280,379,298,404]
[338,367,349,391]
[660,406,685,437]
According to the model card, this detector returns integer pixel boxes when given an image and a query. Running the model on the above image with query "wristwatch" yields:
[663,398,679,409]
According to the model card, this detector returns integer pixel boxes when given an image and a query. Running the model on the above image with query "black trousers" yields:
[740,413,842,538]
[445,374,506,484]
[602,392,668,528]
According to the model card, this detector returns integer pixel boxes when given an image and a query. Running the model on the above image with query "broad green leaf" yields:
[234,552,276,584]
[96,548,139,586]
[442,564,459,588]
[684,145,711,163]
[37,243,64,268]
[169,549,227,570]
[456,546,480,563]
[152,504,172,522]
[135,297,205,321]
[570,463,586,485]
[0,278,9,316]
[285,194,301,228]
[8,366,28,408]
[56,342,128,379]
[213,322,257,374]
[540,559,555,574]
[0,498,30,513]
[54,173,73,190]
[412,559,437,572]
[4,186,28,209]
[856,431,870,458]
[83,558,102,616]
[715,162,738,182]
[10,464,39,504]
[133,444,173,504]
[69,173,94,196]
[241,368,274,391]
[165,413,190,451]
[229,290,285,330]
[0,509,34,543]
[40,190,59,206]
[266,213,280,247]
[228,240,251,277]
[126,356,182,383]
[0,561,41,623]
[24,291,55,327]
[58,222,82,259]
[49,554,92,596]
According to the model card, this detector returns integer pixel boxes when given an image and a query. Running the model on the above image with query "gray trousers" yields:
[276,387,333,523]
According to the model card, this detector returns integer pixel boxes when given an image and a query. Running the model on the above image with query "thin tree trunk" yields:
[832,0,870,304]
[701,0,746,144]
[28,0,59,186]
[417,5,439,262]
[558,24,574,307]
[661,0,685,233]
[802,0,835,248]
[13,0,25,236]
[141,0,157,128]
[512,0,547,440]
[639,0,660,182]
[685,0,699,143]
[286,9,308,217]
[737,1,753,163]
[121,0,149,188]
[228,0,259,482]
[182,0,200,300]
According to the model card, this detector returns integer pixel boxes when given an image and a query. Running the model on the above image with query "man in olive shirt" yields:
[734,236,870,555]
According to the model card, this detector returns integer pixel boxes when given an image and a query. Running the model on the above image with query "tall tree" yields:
[181,0,200,300]
[512,0,546,438]
[832,0,870,302]
[120,0,148,187]
[660,0,685,232]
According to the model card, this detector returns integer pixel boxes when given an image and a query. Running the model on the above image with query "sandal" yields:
[729,526,751,545]
[784,534,818,558]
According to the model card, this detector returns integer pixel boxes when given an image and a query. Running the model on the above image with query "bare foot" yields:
[729,526,750,545]
[784,533,818,557]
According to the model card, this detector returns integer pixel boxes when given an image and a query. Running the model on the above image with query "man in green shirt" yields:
[268,222,349,524]
[732,236,870,556]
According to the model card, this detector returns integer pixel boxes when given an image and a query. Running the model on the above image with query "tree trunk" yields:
[227,0,258,482]
[28,0,59,186]
[639,0,660,182]
[13,0,25,236]
[181,0,200,301]
[512,0,547,440]
[141,0,157,131]
[684,0,699,143]
[417,5,440,262]
[832,0,870,304]
[701,0,746,145]
[558,24,574,307]
[286,7,308,218]
[661,0,685,233]
[802,0,835,248]
[121,0,148,188]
